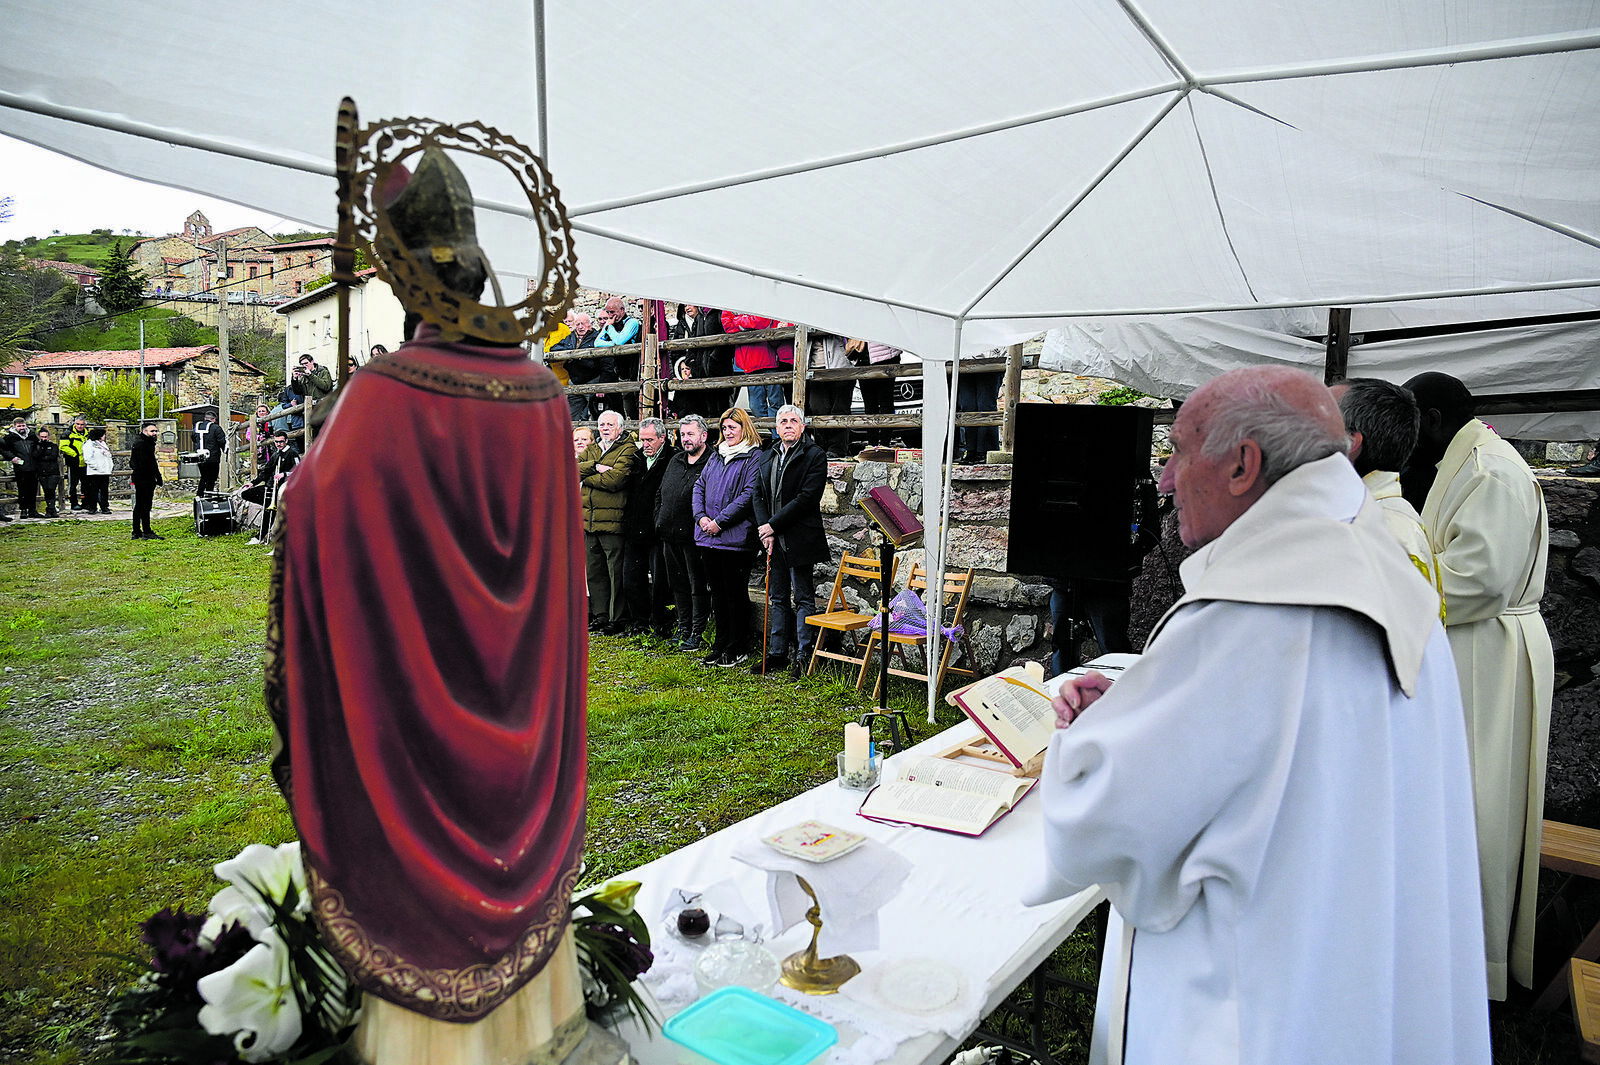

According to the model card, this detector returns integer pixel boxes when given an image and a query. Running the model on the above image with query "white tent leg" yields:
[921,323,963,725]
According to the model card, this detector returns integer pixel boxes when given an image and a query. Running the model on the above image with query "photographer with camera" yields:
[289,353,334,406]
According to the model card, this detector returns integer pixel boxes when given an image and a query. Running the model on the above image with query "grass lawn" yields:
[0,516,1582,1063]
[0,514,971,1062]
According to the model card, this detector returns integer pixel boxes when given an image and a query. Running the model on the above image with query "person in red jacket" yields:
[721,310,792,418]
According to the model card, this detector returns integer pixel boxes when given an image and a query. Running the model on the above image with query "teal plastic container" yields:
[662,986,839,1065]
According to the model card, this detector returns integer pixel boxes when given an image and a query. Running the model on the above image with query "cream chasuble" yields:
[1421,418,1554,998]
[1027,456,1487,1065]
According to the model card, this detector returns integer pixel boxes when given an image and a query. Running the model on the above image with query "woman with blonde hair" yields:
[691,407,763,667]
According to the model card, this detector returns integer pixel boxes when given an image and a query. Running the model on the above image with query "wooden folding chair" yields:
[805,551,897,681]
[857,563,977,701]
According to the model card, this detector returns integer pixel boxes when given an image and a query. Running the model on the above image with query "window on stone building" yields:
[249,265,259,279]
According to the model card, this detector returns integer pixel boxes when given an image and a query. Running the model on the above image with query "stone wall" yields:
[1536,473,1600,825]
[806,457,1054,676]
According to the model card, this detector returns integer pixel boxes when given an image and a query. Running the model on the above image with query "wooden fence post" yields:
[791,325,811,415]
[641,299,660,422]
[999,343,1024,455]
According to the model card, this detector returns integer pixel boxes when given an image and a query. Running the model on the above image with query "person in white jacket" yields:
[81,427,115,515]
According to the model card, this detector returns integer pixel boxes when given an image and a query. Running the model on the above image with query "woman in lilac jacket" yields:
[693,407,763,668]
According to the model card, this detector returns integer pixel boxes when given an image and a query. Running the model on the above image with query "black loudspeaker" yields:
[193,493,235,537]
[1006,404,1156,581]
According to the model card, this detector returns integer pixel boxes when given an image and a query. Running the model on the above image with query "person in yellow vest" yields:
[1332,378,1444,607]
[1405,371,1554,1000]
[60,417,90,511]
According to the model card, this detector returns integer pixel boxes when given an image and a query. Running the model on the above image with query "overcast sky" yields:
[0,134,303,241]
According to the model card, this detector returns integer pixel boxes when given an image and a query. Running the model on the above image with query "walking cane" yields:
[760,543,772,675]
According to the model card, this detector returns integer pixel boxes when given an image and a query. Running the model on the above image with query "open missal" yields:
[858,756,1036,836]
[943,662,1056,775]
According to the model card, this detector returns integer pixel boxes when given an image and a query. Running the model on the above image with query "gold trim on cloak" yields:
[362,351,564,403]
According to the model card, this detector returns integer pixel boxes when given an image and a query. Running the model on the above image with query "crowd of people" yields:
[578,401,832,677]
[548,297,921,457]
[0,402,305,543]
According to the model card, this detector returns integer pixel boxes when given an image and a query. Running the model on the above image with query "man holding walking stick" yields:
[752,404,831,677]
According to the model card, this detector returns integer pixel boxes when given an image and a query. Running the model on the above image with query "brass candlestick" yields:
[779,876,860,994]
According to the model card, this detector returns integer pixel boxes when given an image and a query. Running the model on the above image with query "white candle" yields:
[844,723,869,773]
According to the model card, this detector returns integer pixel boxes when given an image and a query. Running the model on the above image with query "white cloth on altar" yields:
[731,834,911,955]
[1362,469,1444,601]
[1024,455,1489,1065]
[1421,418,1554,998]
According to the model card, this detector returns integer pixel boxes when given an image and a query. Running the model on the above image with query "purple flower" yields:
[139,906,254,1003]
[586,922,654,982]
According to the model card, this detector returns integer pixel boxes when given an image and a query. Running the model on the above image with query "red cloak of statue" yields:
[265,324,587,1022]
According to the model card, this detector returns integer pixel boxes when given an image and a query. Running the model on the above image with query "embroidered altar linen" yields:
[731,834,911,954]
[1027,456,1489,1065]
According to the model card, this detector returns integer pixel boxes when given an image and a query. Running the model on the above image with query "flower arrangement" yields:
[570,878,656,1032]
[101,842,360,1065]
[103,845,657,1063]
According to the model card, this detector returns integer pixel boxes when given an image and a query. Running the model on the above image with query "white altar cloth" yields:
[612,697,1116,1065]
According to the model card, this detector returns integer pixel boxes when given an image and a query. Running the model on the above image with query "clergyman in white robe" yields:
[1363,468,1443,601]
[1026,455,1488,1065]
[1421,417,1554,998]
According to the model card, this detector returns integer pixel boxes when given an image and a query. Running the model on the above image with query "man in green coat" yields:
[579,409,638,634]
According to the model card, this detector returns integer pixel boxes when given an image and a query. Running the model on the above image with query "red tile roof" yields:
[2,361,33,377]
[268,237,335,251]
[25,347,219,370]
[28,259,99,277]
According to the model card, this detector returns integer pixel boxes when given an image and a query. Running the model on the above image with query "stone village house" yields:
[21,346,266,420]
[132,210,333,300]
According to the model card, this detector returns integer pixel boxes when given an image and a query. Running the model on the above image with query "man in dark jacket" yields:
[620,417,676,637]
[191,406,227,495]
[564,312,605,421]
[579,410,639,634]
[655,414,714,650]
[752,404,832,674]
[242,429,301,544]
[31,426,63,518]
[129,421,164,539]
[2,417,40,518]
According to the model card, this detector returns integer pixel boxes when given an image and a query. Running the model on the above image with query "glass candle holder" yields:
[836,751,880,791]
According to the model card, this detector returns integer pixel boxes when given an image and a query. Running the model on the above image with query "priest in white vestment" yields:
[1026,367,1489,1065]
[1333,378,1442,600]
[1405,372,1554,1000]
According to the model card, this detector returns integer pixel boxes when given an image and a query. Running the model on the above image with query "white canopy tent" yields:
[5,0,1599,718]
[1043,309,1600,439]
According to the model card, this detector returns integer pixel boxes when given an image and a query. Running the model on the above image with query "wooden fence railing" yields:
[547,313,1026,446]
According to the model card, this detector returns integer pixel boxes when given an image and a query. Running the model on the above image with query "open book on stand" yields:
[941,660,1057,777]
[858,755,1035,836]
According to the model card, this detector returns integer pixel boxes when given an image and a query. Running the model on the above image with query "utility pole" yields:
[215,240,233,490]
[138,320,147,421]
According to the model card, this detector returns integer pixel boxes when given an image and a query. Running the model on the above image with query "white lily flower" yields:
[197,929,303,1063]
[202,842,309,945]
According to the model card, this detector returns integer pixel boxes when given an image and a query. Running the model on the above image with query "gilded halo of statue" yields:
[347,116,578,346]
